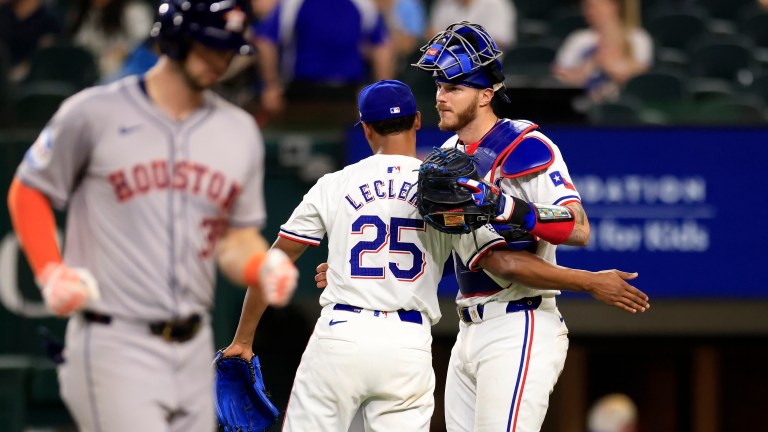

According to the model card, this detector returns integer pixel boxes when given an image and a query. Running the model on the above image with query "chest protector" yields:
[453,119,555,297]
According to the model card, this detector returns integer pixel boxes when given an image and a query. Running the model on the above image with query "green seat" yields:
[741,9,768,48]
[587,99,644,125]
[12,81,77,128]
[646,8,708,52]
[549,6,587,41]
[502,43,557,77]
[624,70,688,102]
[25,44,99,89]
[694,94,766,124]
[688,38,759,84]
[0,356,35,432]
[745,73,768,104]
[698,0,754,21]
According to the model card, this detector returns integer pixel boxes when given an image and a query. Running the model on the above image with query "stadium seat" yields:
[687,78,736,103]
[745,73,768,104]
[688,37,759,85]
[25,44,99,90]
[697,0,755,21]
[586,98,645,125]
[549,6,587,41]
[646,8,709,52]
[741,9,768,48]
[694,94,766,124]
[12,81,77,128]
[624,70,688,103]
[502,43,557,78]
[0,42,12,127]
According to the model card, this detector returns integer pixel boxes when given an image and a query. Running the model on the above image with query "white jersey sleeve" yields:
[277,174,329,246]
[16,90,97,208]
[450,225,506,271]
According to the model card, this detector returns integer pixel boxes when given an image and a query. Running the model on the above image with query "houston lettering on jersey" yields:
[344,178,418,211]
[108,160,241,212]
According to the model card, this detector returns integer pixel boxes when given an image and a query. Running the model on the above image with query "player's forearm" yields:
[480,249,591,292]
[370,42,395,80]
[231,285,268,346]
[215,227,269,286]
[255,38,281,87]
[563,202,590,246]
[7,178,62,277]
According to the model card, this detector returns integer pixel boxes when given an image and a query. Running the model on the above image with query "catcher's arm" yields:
[478,249,649,313]
[458,177,577,245]
[564,201,590,246]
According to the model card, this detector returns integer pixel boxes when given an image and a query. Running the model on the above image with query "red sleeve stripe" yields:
[552,195,581,206]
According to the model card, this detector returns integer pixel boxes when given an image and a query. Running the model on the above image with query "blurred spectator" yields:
[553,0,651,103]
[251,0,278,19]
[252,0,394,118]
[100,36,158,83]
[67,0,153,79]
[427,0,516,49]
[0,0,61,81]
[375,0,427,61]
[587,393,638,432]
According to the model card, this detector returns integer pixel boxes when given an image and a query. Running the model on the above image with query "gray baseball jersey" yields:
[18,75,266,320]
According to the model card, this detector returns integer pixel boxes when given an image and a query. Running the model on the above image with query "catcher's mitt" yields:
[213,351,279,432]
[416,147,497,234]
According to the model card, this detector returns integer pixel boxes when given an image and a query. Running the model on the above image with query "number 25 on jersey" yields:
[349,215,426,281]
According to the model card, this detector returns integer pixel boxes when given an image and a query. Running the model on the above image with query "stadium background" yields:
[2,0,768,430]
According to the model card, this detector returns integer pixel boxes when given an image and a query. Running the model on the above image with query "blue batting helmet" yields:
[151,0,254,60]
[412,21,508,99]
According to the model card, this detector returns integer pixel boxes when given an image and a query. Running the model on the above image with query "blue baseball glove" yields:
[213,350,279,432]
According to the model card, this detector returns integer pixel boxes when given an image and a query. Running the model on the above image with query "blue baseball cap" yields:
[356,80,417,125]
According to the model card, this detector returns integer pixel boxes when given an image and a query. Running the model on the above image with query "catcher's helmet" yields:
[412,21,508,99]
[416,148,496,234]
[151,0,254,60]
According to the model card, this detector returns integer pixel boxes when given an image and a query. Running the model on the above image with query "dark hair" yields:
[367,114,417,136]
[69,0,130,37]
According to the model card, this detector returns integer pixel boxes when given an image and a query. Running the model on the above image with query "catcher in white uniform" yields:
[225,80,649,431]
[6,1,297,431]
[409,22,650,431]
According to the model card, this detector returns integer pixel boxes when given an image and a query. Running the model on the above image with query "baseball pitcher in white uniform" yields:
[6,1,298,431]
[226,80,649,432]
[411,22,650,431]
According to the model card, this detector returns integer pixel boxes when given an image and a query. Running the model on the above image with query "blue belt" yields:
[457,296,542,324]
[333,304,423,325]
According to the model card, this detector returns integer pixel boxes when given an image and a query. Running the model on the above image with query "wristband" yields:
[242,252,267,286]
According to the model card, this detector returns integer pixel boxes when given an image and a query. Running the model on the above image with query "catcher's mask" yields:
[412,21,509,101]
[151,0,255,61]
[416,148,495,234]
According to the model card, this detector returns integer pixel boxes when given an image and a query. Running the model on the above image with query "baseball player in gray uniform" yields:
[224,80,648,431]
[410,22,649,431]
[6,1,298,431]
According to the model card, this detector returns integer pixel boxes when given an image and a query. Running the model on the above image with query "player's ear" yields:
[361,122,375,145]
[413,112,422,132]
[478,88,494,108]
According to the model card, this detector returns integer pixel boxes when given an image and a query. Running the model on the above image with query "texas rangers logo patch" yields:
[549,171,576,191]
